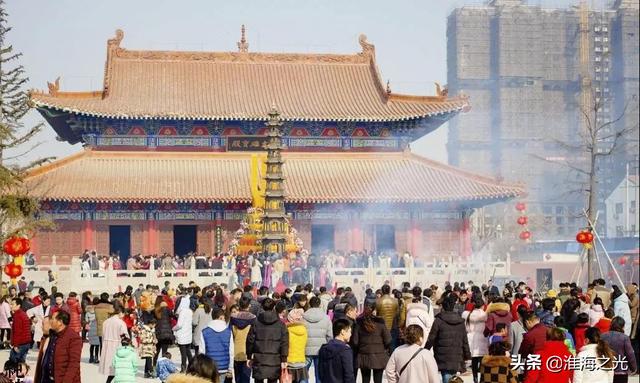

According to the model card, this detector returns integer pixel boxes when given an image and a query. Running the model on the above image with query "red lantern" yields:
[515,202,526,212]
[19,237,30,254]
[2,237,29,256]
[517,216,528,225]
[3,263,22,279]
[519,231,531,240]
[576,231,594,244]
[618,256,629,265]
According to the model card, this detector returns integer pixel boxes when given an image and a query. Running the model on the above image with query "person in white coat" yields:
[588,297,606,326]
[384,324,440,383]
[0,296,11,346]
[573,327,615,383]
[462,296,488,383]
[302,296,333,383]
[227,257,238,289]
[405,296,434,347]
[98,306,129,379]
[251,259,263,288]
[173,295,194,372]
[26,295,50,347]
[191,300,212,355]
[612,287,632,336]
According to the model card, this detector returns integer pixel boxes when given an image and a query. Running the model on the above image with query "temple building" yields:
[26,29,523,264]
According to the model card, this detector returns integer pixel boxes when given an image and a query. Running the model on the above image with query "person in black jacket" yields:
[425,293,471,383]
[342,288,358,309]
[364,289,377,308]
[354,303,391,383]
[246,298,288,383]
[319,319,356,383]
[328,288,345,312]
[152,296,175,368]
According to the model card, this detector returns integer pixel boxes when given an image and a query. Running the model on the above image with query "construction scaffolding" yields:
[447,0,639,241]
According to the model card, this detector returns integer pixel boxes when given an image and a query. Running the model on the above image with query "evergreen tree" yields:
[0,1,52,239]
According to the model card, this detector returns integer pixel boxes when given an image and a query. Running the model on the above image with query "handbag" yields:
[280,367,292,383]
[398,347,424,376]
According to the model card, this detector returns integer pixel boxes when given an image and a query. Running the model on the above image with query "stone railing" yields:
[19,256,230,293]
[21,257,509,293]
[329,261,509,289]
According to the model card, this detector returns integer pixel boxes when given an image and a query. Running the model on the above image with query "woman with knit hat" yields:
[286,308,309,383]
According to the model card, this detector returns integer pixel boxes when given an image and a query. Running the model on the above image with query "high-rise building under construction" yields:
[447,0,639,241]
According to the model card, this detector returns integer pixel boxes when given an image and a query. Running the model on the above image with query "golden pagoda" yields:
[229,109,303,256]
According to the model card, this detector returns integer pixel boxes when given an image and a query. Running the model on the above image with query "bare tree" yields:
[534,88,639,282]
[580,92,638,281]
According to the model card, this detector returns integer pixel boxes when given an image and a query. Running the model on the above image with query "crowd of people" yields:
[0,272,638,383]
[78,249,418,287]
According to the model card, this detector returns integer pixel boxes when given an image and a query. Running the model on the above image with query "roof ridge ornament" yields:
[386,80,392,95]
[108,29,124,49]
[358,34,375,58]
[435,82,448,98]
[47,77,60,96]
[237,25,249,53]
[103,29,124,98]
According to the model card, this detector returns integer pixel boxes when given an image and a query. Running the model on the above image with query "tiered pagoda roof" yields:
[24,150,523,205]
[26,29,521,208]
[30,30,468,124]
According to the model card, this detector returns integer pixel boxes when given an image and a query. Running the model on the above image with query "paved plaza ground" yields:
[0,343,637,382]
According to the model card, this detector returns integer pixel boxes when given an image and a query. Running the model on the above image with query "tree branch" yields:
[1,123,43,149]
[1,141,45,161]
[529,153,589,175]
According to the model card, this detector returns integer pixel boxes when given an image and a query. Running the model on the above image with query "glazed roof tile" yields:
[29,30,468,122]
[24,150,523,204]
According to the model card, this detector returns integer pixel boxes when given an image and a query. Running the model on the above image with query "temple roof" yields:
[24,150,523,205]
[29,30,468,123]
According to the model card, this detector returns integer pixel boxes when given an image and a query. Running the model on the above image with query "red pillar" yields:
[148,220,158,254]
[82,220,94,250]
[30,234,39,257]
[142,221,149,255]
[352,223,363,251]
[459,211,472,259]
[410,219,422,257]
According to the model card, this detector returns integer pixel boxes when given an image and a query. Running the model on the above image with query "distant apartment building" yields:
[605,174,639,237]
[447,0,639,240]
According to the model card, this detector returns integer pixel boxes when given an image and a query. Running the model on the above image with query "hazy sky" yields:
[5,0,586,166]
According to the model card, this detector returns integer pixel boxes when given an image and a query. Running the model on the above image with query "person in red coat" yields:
[9,297,32,364]
[484,298,513,340]
[594,308,614,334]
[511,293,529,322]
[34,309,83,383]
[573,313,590,352]
[518,311,548,378]
[49,292,65,317]
[523,327,573,383]
[65,292,83,335]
